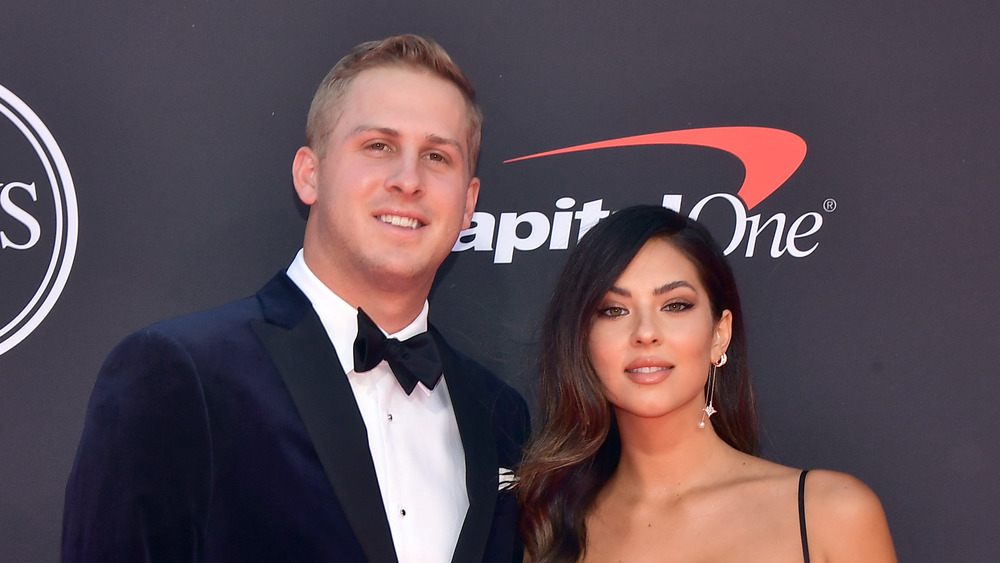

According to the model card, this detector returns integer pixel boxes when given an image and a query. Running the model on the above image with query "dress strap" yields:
[798,470,810,563]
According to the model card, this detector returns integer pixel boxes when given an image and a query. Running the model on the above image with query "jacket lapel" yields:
[251,274,398,563]
[436,330,498,563]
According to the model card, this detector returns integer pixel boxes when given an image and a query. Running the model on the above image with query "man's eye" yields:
[427,152,448,162]
[368,142,389,151]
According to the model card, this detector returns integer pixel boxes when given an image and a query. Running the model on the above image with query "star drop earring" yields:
[699,352,727,429]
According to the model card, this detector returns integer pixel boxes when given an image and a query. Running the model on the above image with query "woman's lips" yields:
[624,359,673,384]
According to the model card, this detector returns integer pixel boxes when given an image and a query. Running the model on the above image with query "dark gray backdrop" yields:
[2,1,997,560]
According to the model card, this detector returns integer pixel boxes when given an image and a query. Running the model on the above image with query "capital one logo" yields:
[454,127,825,263]
[0,84,78,356]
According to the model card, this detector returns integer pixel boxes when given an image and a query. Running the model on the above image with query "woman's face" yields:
[587,237,732,421]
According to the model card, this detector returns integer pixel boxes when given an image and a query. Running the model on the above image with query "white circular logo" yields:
[0,84,78,356]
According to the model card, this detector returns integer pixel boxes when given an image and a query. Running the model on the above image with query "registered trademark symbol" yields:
[822,198,837,212]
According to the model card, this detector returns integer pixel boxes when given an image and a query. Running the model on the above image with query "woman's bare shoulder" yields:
[803,469,898,562]
[804,469,886,522]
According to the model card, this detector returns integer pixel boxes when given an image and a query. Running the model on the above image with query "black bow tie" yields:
[353,308,442,395]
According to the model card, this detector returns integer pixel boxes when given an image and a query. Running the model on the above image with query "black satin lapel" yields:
[440,343,498,563]
[251,311,399,563]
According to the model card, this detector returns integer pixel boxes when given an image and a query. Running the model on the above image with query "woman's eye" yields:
[600,306,628,317]
[663,301,692,312]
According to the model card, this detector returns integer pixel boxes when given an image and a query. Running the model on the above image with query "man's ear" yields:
[462,177,480,229]
[292,146,319,206]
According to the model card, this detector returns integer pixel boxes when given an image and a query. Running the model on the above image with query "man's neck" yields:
[350,293,428,334]
[301,249,432,334]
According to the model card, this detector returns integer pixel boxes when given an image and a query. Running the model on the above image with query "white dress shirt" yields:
[286,250,469,563]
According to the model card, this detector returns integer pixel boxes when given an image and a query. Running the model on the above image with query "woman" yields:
[517,205,895,562]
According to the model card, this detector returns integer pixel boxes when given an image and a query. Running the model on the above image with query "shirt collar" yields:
[285,249,430,375]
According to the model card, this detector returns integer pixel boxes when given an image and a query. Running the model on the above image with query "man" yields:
[62,35,529,563]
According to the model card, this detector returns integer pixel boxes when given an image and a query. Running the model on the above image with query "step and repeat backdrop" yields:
[2,2,997,560]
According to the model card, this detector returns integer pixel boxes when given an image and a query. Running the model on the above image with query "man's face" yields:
[294,66,480,294]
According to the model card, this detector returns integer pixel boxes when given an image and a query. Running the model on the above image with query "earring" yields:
[699,352,727,429]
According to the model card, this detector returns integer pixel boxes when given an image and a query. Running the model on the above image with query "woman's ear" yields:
[713,309,733,361]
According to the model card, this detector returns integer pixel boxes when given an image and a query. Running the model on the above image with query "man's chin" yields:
[361,258,438,291]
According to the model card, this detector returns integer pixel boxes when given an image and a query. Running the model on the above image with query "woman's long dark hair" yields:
[517,205,758,562]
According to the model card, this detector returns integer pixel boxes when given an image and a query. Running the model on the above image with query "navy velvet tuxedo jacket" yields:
[62,273,530,562]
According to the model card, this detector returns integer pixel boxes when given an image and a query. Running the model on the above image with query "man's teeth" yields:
[378,215,421,229]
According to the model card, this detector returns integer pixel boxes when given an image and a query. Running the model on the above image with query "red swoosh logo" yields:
[504,126,806,209]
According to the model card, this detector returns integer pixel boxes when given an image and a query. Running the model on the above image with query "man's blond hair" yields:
[305,34,483,175]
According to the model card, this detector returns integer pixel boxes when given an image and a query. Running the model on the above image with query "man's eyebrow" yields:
[426,134,466,158]
[347,127,466,158]
[350,125,400,137]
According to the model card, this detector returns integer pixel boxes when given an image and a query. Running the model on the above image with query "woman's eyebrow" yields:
[654,280,694,295]
[607,280,693,298]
